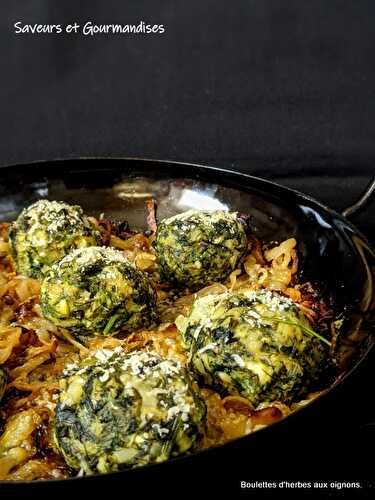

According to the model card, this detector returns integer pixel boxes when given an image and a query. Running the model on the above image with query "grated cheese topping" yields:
[55,246,131,273]
[62,349,196,426]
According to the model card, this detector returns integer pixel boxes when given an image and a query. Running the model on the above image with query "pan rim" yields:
[0,156,374,486]
[0,154,373,247]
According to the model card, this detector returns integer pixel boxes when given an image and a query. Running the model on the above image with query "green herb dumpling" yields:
[176,290,328,407]
[155,210,248,289]
[0,367,7,404]
[9,200,102,278]
[54,349,206,474]
[41,246,156,338]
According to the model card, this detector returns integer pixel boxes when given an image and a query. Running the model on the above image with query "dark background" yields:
[0,1,374,234]
[0,1,374,496]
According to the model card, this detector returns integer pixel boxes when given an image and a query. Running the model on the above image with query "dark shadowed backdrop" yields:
[0,1,374,225]
[0,2,374,495]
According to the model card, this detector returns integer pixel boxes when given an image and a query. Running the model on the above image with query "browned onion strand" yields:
[0,217,332,480]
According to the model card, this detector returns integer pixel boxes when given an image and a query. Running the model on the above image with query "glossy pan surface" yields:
[0,158,374,495]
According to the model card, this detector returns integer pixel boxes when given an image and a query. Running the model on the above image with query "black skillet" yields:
[0,159,374,497]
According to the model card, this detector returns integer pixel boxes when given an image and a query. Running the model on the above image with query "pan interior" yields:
[0,159,373,391]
